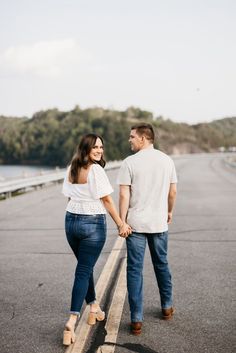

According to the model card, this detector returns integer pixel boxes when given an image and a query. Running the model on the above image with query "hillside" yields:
[0,106,235,166]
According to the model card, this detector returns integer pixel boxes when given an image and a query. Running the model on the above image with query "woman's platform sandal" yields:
[63,326,76,346]
[87,308,105,325]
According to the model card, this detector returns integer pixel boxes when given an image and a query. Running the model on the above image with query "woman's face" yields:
[89,137,104,162]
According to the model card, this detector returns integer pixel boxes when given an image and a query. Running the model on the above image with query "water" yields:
[0,165,54,181]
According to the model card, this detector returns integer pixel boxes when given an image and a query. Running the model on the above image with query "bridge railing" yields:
[0,161,121,199]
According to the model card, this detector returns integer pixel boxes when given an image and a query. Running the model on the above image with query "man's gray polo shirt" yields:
[117,146,177,233]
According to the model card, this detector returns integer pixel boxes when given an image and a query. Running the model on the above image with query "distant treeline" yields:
[0,105,235,166]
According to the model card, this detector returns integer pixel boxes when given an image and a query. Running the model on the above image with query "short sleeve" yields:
[170,160,178,183]
[88,164,114,199]
[62,166,71,197]
[116,160,132,185]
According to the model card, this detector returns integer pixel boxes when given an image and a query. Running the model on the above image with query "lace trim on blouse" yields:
[66,199,106,215]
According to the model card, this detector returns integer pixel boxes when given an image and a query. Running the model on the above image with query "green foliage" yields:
[0,109,236,166]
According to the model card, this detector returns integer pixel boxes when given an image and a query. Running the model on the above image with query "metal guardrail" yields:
[0,170,66,198]
[0,161,122,199]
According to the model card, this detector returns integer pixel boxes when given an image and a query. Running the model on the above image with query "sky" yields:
[0,0,235,124]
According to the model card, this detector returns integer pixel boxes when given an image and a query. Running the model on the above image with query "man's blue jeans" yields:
[126,231,172,322]
[65,212,106,315]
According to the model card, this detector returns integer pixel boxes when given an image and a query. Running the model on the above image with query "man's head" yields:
[129,123,155,152]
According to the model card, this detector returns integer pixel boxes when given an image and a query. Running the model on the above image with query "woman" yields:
[62,133,131,346]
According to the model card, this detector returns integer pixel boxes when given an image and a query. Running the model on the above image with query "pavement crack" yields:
[172,228,230,234]
[170,238,236,243]
[10,304,15,320]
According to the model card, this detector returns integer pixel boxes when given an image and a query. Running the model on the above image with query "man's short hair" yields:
[131,123,155,143]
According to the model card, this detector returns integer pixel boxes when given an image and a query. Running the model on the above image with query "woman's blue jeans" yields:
[65,212,106,315]
[126,231,172,322]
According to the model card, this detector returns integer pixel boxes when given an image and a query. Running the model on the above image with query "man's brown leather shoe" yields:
[130,322,142,335]
[162,307,175,320]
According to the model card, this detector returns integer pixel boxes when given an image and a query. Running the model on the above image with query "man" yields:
[117,123,177,335]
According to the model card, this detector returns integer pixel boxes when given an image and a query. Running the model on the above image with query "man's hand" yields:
[167,212,173,224]
[168,183,177,224]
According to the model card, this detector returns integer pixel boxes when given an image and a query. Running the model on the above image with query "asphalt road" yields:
[0,153,235,353]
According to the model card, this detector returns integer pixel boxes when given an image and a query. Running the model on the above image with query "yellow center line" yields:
[96,258,127,353]
[65,236,125,353]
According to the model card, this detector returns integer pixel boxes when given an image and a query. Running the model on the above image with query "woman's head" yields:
[70,134,106,183]
[78,134,105,165]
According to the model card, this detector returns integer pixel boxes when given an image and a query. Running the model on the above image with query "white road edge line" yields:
[96,258,127,353]
[65,236,125,353]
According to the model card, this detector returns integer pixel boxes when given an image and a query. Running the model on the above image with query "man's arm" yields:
[119,185,131,223]
[167,183,177,224]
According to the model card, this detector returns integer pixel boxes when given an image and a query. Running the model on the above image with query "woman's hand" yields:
[118,222,132,238]
[100,194,132,238]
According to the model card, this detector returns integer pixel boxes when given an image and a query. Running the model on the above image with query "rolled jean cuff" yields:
[161,300,173,309]
[70,311,80,317]
[162,305,173,309]
[87,300,96,305]
[131,314,143,322]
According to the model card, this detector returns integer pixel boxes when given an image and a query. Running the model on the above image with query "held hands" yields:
[118,222,132,238]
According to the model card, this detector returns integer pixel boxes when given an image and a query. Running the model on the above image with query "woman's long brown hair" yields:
[69,134,106,184]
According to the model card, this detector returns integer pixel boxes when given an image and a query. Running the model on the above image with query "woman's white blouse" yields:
[62,164,114,214]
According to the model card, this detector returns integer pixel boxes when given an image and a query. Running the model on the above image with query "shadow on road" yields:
[102,342,159,353]
[86,320,159,353]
